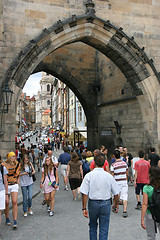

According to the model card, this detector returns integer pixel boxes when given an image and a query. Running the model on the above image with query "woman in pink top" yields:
[40,157,59,217]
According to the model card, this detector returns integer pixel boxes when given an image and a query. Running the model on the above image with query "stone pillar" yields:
[87,110,99,151]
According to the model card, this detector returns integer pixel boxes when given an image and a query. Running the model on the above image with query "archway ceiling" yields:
[5,5,159,101]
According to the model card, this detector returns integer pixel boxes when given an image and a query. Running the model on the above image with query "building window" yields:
[47,100,50,105]
[78,106,82,122]
[47,84,50,92]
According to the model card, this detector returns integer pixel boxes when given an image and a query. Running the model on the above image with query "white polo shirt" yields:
[79,168,120,200]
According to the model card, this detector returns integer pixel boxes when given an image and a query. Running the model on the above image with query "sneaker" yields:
[24,212,27,217]
[5,218,11,226]
[42,200,46,205]
[73,198,76,201]
[135,204,142,210]
[13,220,18,229]
[47,206,51,212]
[123,212,128,218]
[49,211,54,217]
[65,186,69,191]
[29,211,33,215]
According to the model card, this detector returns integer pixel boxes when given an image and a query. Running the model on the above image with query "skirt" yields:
[69,178,82,190]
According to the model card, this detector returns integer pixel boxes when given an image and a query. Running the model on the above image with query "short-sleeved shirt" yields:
[0,165,8,191]
[110,160,128,184]
[68,161,82,179]
[19,165,33,187]
[134,159,150,184]
[148,153,160,166]
[90,160,109,171]
[58,152,71,165]
[143,185,154,214]
[79,168,119,200]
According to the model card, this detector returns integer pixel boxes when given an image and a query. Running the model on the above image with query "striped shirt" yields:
[110,160,128,184]
[3,161,20,185]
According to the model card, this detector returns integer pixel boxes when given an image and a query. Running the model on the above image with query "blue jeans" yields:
[88,199,111,240]
[21,184,33,213]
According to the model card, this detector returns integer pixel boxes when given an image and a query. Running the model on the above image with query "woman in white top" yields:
[0,155,9,226]
[19,154,35,217]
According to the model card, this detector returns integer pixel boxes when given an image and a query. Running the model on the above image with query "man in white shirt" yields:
[42,150,58,167]
[79,154,119,240]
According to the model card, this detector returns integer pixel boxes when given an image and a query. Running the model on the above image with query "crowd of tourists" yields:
[0,143,160,240]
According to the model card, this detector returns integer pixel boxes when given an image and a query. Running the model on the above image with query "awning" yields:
[68,132,87,141]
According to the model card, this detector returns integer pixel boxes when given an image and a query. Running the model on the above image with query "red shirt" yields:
[90,160,109,171]
[134,159,150,184]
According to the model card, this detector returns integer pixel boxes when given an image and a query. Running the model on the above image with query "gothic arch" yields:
[3,5,159,108]
[1,1,160,153]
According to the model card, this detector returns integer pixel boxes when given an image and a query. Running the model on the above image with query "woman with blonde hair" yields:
[40,157,59,217]
[66,152,83,200]
[19,154,35,217]
[3,152,20,229]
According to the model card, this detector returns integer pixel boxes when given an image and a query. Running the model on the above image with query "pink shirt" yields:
[134,159,150,184]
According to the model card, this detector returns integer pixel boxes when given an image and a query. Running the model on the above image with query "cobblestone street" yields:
[0,150,150,240]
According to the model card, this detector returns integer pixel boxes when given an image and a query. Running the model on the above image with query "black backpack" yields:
[0,164,4,184]
[149,188,160,232]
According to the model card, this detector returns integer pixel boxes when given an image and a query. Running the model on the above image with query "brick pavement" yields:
[0,150,151,240]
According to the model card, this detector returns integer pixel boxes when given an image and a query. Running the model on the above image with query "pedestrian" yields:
[141,166,160,239]
[3,152,20,229]
[148,147,160,167]
[110,150,129,217]
[81,152,90,177]
[0,155,9,226]
[86,151,94,165]
[58,147,71,191]
[79,154,120,240]
[42,150,58,167]
[34,145,40,172]
[134,150,150,210]
[29,148,36,169]
[40,157,59,217]
[90,149,109,172]
[19,154,35,217]
[66,152,83,200]
[123,147,133,185]
[15,146,21,163]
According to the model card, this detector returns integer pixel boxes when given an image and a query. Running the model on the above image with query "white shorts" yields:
[61,165,68,177]
[0,190,5,210]
[118,183,128,201]
[8,184,19,194]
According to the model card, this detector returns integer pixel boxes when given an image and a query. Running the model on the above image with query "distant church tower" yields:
[40,72,54,112]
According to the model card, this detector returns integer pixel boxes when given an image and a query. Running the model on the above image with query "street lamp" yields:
[0,84,14,113]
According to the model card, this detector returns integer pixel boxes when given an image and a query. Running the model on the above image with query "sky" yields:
[23,72,42,97]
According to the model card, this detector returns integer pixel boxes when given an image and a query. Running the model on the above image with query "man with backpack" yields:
[81,152,90,177]
[0,155,9,226]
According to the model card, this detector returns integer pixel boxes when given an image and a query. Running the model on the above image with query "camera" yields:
[28,172,32,177]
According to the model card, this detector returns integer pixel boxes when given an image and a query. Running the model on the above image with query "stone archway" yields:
[1,1,160,156]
